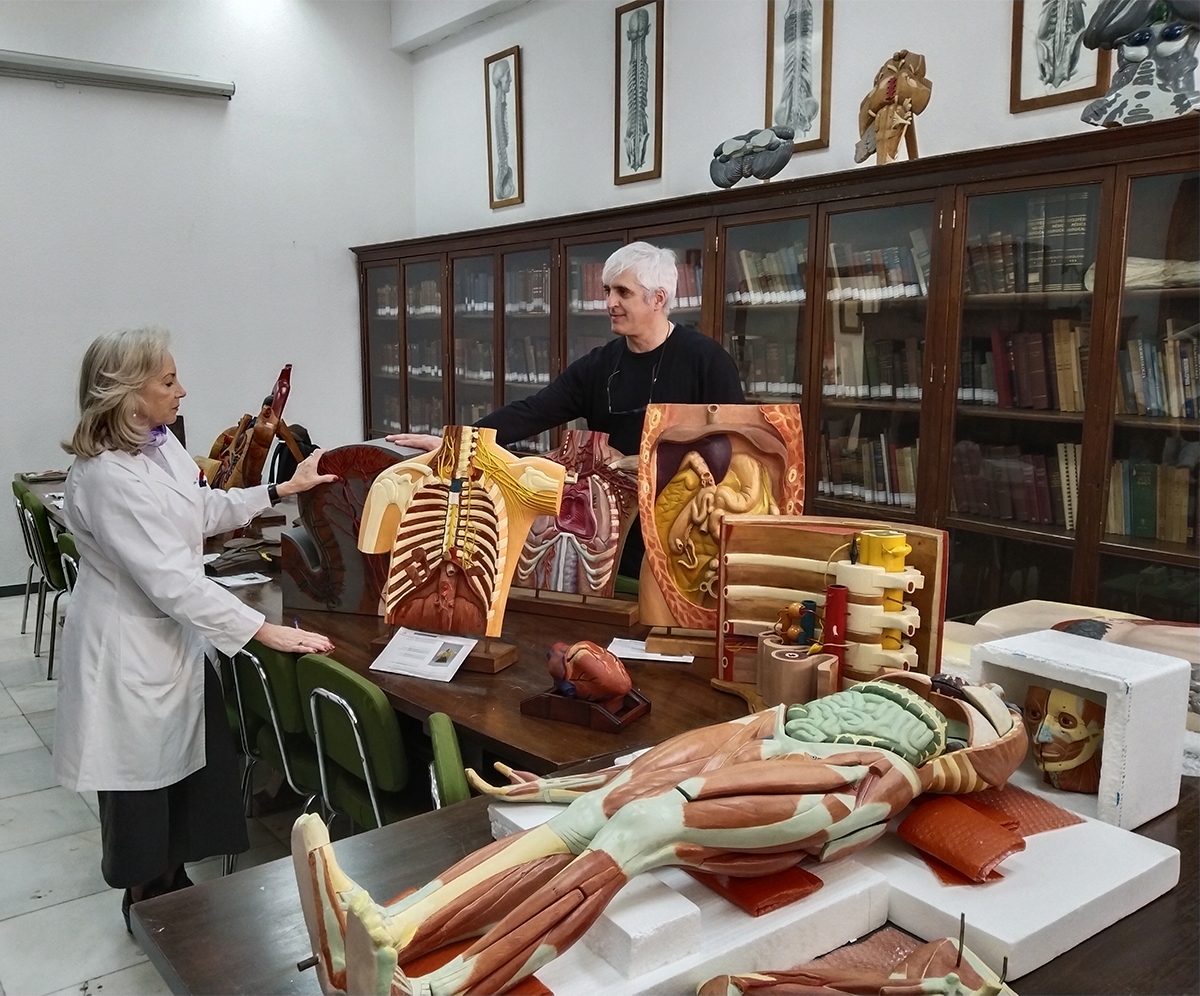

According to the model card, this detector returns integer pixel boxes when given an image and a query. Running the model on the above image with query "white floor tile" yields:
[42,959,170,996]
[24,710,54,750]
[185,855,223,885]
[0,786,98,854]
[79,791,100,821]
[0,888,145,996]
[0,635,37,666]
[0,690,19,721]
[0,747,56,800]
[0,829,106,922]
[8,682,57,716]
[0,716,41,757]
[0,657,43,690]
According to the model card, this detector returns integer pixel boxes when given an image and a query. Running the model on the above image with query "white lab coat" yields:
[55,431,270,792]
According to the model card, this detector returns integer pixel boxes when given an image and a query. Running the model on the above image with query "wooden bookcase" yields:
[354,119,1198,623]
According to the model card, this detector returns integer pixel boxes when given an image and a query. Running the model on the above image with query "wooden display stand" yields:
[369,632,518,674]
[645,626,716,660]
[507,588,639,627]
[520,688,650,733]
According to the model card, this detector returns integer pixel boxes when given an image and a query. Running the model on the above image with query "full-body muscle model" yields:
[293,673,1027,996]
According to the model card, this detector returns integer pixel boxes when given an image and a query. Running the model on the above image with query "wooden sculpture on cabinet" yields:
[638,403,804,657]
[207,364,305,490]
[510,429,639,625]
[853,50,932,165]
[281,442,406,616]
[291,671,1027,996]
[357,426,565,648]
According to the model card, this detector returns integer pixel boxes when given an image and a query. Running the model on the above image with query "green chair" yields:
[21,491,68,678]
[12,481,42,636]
[297,655,468,830]
[613,574,640,596]
[429,712,469,808]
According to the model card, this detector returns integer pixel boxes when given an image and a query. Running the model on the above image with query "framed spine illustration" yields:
[766,0,833,154]
[614,0,664,185]
[485,46,524,209]
[1010,0,1111,113]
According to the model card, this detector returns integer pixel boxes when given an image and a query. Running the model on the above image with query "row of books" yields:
[963,190,1094,295]
[726,245,808,305]
[826,230,932,302]
[454,338,495,382]
[1116,326,1198,418]
[821,335,926,400]
[375,283,400,317]
[732,337,802,396]
[818,427,919,509]
[508,432,553,454]
[1105,460,1194,545]
[958,322,1090,411]
[454,271,495,314]
[456,403,493,425]
[504,336,552,384]
[405,396,445,436]
[407,279,442,316]
[505,264,552,314]
[570,256,705,311]
[567,333,612,364]
[950,440,1082,530]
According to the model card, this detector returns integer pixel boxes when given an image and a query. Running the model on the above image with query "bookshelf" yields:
[353,119,1197,622]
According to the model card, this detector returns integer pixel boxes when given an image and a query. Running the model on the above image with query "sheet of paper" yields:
[210,572,272,588]
[202,553,221,565]
[607,637,694,664]
[370,627,478,683]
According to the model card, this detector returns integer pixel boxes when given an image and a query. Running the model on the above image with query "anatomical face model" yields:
[292,671,1027,996]
[853,50,932,165]
[1024,684,1105,793]
[514,430,638,599]
[358,426,565,639]
[639,403,805,631]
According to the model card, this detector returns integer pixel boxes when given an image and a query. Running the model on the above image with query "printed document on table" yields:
[607,637,694,664]
[210,572,272,588]
[370,627,478,682]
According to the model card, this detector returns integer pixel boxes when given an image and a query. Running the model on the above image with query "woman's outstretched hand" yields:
[254,621,334,656]
[277,449,339,497]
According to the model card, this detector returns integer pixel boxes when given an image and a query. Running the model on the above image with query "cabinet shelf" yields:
[962,290,1091,309]
[1121,285,1199,299]
[955,405,1086,424]
[823,398,922,413]
[1099,535,1199,567]
[945,514,1077,548]
[1112,414,1200,431]
[812,496,917,521]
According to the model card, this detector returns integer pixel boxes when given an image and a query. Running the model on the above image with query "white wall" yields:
[0,0,412,586]
[408,0,1101,238]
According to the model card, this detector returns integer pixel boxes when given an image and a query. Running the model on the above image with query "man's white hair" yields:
[601,242,678,315]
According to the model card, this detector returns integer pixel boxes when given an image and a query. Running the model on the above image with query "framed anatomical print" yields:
[485,46,524,208]
[765,0,833,153]
[1010,0,1111,113]
[614,0,664,185]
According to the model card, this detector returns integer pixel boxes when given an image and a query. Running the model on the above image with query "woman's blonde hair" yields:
[64,328,170,458]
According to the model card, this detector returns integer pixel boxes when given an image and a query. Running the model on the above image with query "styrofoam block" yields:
[538,859,888,996]
[855,815,1179,979]
[489,801,563,838]
[582,874,702,977]
[971,629,1189,829]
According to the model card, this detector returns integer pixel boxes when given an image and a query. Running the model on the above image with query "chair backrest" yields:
[20,492,65,590]
[295,654,408,794]
[428,712,470,807]
[57,532,79,591]
[12,482,39,563]
[229,640,308,736]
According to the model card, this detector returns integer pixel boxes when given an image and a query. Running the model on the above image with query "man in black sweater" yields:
[387,241,745,575]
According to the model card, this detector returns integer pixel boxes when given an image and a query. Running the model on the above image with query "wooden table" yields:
[132,777,1199,995]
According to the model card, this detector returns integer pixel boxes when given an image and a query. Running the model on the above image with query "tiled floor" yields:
[0,594,302,996]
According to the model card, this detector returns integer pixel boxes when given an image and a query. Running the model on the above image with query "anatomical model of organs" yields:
[358,426,565,638]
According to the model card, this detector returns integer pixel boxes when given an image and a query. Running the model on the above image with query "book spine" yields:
[1025,194,1046,291]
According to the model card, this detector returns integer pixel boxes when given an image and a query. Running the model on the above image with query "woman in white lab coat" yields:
[56,327,336,929]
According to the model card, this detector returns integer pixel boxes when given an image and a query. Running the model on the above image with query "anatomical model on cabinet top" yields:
[357,426,565,638]
[853,50,932,165]
[292,670,1028,996]
[513,429,638,598]
[1024,684,1105,794]
[638,403,805,633]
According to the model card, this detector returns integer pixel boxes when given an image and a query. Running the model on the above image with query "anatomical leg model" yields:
[293,675,1027,995]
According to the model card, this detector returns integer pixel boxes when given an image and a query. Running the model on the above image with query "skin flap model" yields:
[292,671,1027,996]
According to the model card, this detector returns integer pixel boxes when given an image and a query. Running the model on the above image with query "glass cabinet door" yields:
[1097,170,1198,622]
[503,248,553,453]
[365,264,401,436]
[816,204,929,516]
[403,260,444,435]
[566,239,623,365]
[723,218,809,406]
[642,230,705,330]
[945,183,1102,618]
[452,255,496,428]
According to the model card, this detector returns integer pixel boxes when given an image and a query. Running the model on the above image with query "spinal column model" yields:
[624,7,652,171]
[774,0,819,136]
[491,59,516,201]
[514,430,638,598]
[358,426,564,638]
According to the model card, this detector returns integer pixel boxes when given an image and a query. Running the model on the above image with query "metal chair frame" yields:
[59,551,79,592]
[22,506,67,679]
[13,493,42,635]
[308,686,384,830]
[429,760,444,809]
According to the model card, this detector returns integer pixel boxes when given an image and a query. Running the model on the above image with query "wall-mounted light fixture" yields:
[0,49,235,99]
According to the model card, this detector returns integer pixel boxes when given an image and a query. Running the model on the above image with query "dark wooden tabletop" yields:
[132,777,1198,996]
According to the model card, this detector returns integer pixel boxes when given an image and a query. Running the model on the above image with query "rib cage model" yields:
[624,7,651,171]
[358,426,565,638]
[774,0,819,136]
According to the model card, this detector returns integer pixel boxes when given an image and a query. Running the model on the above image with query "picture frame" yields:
[614,0,664,185]
[765,0,833,154]
[1010,0,1111,113]
[485,46,524,209]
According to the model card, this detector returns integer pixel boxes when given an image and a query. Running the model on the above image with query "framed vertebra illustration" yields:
[1010,0,1112,113]
[485,46,524,209]
[614,0,664,185]
[766,0,833,154]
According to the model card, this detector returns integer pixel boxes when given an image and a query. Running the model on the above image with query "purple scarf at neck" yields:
[144,424,169,449]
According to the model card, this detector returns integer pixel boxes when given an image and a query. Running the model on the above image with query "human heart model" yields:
[357,426,565,638]
[546,640,632,713]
